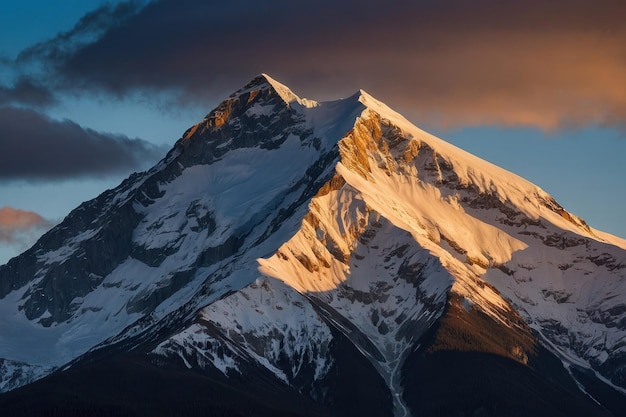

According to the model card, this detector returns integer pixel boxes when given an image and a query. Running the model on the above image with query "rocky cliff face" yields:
[0,74,624,417]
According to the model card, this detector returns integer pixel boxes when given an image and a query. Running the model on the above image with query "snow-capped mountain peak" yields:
[260,73,319,108]
[1,74,624,417]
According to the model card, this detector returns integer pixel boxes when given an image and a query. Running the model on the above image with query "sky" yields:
[0,0,624,265]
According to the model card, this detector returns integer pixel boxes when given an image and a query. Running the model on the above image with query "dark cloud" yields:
[0,206,53,246]
[14,0,626,129]
[17,1,146,66]
[0,106,166,181]
[0,77,57,107]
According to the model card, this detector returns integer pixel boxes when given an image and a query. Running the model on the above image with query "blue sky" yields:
[0,0,624,264]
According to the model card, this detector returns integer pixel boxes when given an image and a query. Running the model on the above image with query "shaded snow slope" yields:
[0,74,362,387]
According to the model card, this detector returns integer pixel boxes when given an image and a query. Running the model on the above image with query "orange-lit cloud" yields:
[0,206,53,245]
[370,31,626,129]
[11,0,626,130]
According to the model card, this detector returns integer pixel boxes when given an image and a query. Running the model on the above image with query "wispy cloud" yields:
[0,106,166,181]
[0,206,54,247]
[9,0,624,130]
[16,1,146,67]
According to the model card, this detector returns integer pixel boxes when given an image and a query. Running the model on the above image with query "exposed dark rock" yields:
[587,253,624,271]
[402,294,613,417]
[541,289,573,304]
[544,233,589,249]
[538,194,592,233]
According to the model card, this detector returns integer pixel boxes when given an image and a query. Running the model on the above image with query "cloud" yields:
[0,206,53,246]
[0,106,166,181]
[4,1,148,107]
[12,0,626,129]
[0,77,57,107]
[17,1,146,67]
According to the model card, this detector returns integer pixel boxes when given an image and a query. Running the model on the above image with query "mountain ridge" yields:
[0,74,625,416]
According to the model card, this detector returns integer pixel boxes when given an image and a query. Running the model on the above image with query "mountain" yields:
[1,74,625,417]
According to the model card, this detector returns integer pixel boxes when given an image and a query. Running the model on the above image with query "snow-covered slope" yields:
[0,73,360,379]
[0,74,624,416]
